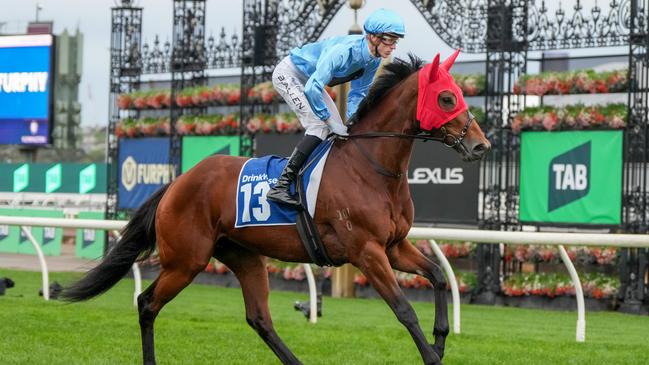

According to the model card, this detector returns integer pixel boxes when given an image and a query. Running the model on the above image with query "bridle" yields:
[336,110,476,179]
[438,109,475,149]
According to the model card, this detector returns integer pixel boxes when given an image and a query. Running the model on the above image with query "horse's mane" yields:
[348,53,424,125]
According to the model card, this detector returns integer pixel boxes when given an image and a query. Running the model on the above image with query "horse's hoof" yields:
[432,343,445,360]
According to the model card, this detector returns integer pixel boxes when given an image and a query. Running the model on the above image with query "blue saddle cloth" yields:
[235,138,334,228]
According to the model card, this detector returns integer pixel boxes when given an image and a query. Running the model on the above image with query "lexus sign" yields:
[408,167,464,185]
[408,143,480,224]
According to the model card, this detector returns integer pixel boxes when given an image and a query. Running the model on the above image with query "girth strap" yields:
[294,172,336,267]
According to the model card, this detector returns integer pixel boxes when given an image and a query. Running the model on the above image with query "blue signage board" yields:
[0,34,54,145]
[118,138,177,209]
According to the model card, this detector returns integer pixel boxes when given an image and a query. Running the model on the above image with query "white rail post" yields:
[557,245,586,342]
[429,240,461,334]
[302,263,318,324]
[132,263,142,307]
[20,226,49,301]
[112,230,141,307]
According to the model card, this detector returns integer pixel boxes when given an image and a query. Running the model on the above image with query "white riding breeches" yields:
[272,56,348,140]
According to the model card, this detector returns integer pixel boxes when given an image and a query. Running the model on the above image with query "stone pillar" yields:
[331,264,356,298]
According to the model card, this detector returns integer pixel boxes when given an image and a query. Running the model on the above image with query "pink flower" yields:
[576,110,592,127]
[513,83,523,94]
[526,78,548,96]
[564,115,577,128]
[463,78,478,96]
[608,115,626,128]
[246,116,262,133]
[511,117,523,133]
[291,266,305,281]
[282,267,293,280]
[415,240,433,256]
[542,112,559,131]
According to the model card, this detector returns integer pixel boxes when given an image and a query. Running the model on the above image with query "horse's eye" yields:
[438,93,457,111]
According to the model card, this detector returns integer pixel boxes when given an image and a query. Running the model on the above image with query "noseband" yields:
[439,110,475,148]
[337,110,476,178]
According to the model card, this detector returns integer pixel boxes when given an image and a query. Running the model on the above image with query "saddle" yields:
[233,137,338,267]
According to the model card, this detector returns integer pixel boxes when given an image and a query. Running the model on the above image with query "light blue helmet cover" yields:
[363,8,406,38]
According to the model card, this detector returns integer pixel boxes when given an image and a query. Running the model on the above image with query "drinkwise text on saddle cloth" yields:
[241,173,278,185]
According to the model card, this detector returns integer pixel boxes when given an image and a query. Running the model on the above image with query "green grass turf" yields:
[0,269,647,365]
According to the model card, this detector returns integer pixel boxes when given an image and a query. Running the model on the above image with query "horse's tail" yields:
[61,184,170,302]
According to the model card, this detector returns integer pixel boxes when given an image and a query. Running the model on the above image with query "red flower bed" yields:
[453,73,486,96]
[203,259,333,281]
[504,245,618,265]
[514,69,628,96]
[501,272,618,299]
[117,82,343,110]
[511,104,626,133]
[247,112,302,134]
[354,271,476,293]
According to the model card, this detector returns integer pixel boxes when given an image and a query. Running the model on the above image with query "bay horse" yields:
[63,52,490,365]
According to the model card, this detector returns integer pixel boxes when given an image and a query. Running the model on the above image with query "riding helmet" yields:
[363,8,406,38]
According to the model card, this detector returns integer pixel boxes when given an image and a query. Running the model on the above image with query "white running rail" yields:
[409,227,649,342]
[110,230,143,308]
[0,216,318,322]
[3,215,649,341]
[429,239,461,335]
[19,226,50,301]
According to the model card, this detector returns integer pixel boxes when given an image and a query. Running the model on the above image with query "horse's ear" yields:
[429,53,440,83]
[441,49,461,72]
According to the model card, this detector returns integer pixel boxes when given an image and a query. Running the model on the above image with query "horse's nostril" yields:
[473,143,488,154]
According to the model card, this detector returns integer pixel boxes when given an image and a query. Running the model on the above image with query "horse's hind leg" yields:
[214,239,302,365]
[387,239,449,361]
[138,278,158,365]
[138,236,214,365]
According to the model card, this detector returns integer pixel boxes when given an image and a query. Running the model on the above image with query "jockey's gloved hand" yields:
[327,117,348,136]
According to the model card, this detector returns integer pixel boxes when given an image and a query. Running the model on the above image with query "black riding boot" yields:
[267,135,322,207]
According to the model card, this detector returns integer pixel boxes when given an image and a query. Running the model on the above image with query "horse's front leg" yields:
[353,241,441,365]
[387,239,449,360]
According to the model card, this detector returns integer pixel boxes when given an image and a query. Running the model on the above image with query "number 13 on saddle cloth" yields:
[235,138,334,227]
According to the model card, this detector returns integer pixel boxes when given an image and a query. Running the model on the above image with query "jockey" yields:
[267,8,406,207]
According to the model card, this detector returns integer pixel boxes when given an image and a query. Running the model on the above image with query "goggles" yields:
[379,36,399,46]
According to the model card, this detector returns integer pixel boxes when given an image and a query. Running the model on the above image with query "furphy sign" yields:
[0,72,48,92]
[121,156,176,192]
[0,34,54,145]
[520,131,622,225]
[118,138,176,209]
[408,143,479,224]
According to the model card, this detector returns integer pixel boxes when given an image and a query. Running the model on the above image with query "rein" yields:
[336,110,476,179]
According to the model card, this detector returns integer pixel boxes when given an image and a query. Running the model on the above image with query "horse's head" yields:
[416,50,491,161]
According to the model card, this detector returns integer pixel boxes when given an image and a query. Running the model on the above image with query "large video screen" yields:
[0,34,54,145]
